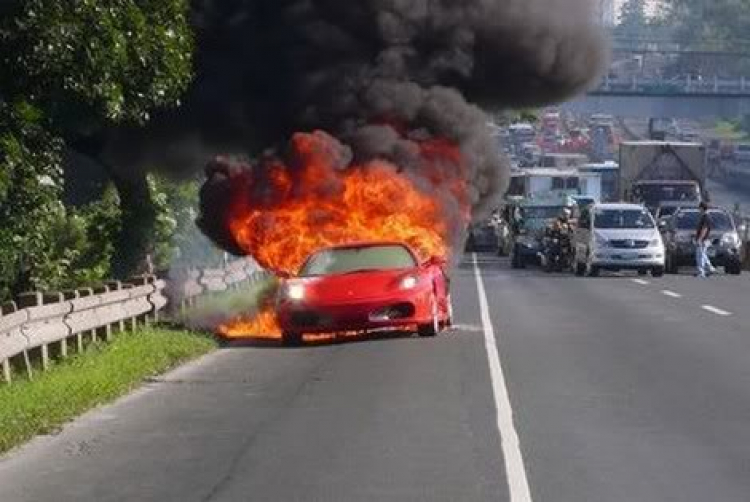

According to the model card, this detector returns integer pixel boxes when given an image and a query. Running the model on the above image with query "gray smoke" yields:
[107,0,608,252]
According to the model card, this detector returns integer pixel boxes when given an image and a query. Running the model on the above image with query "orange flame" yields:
[217,308,281,339]
[225,130,469,276]
[216,130,469,340]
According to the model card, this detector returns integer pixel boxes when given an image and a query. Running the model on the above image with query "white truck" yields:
[619,141,707,213]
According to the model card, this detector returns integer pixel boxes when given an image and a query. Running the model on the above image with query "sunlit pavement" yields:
[2,254,750,501]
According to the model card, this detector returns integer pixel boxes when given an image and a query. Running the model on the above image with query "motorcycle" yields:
[542,233,572,273]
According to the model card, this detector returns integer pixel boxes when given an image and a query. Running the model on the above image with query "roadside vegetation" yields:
[0,327,216,455]
[713,119,750,141]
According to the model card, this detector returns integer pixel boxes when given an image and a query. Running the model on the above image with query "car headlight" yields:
[286,284,305,300]
[400,275,418,290]
[721,233,740,247]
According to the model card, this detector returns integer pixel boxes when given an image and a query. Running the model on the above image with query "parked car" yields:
[465,218,501,253]
[573,203,665,277]
[662,208,743,275]
[275,242,452,346]
[735,144,750,163]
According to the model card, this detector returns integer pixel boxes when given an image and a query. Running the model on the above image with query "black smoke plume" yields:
[107,0,609,255]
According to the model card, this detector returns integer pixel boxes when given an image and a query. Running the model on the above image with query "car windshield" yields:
[299,244,417,276]
[658,206,679,217]
[674,210,735,231]
[522,206,564,220]
[594,208,655,229]
[633,183,700,204]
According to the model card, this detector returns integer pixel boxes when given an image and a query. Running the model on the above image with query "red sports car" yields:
[276,242,452,346]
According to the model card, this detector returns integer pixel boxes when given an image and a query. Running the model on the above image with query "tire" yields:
[637,269,648,276]
[651,266,665,278]
[281,331,303,347]
[725,261,742,275]
[511,246,522,269]
[418,295,441,338]
[575,258,586,276]
[665,254,679,274]
[443,294,454,328]
[587,262,600,277]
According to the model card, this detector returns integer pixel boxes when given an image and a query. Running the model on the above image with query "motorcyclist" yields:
[547,207,574,237]
[544,208,574,270]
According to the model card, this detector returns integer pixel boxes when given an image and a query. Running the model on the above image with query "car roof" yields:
[632,180,698,185]
[312,241,416,253]
[593,203,646,211]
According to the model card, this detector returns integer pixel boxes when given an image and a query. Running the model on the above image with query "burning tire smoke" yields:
[182,0,608,270]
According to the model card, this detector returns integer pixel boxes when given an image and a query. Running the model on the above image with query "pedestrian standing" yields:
[695,202,715,277]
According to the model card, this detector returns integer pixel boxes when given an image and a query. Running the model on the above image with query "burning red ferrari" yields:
[275,242,452,346]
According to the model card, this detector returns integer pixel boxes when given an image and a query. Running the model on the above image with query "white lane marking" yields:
[632,279,650,285]
[702,305,732,316]
[662,290,682,298]
[472,253,533,502]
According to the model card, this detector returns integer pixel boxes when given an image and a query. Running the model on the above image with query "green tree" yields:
[0,101,66,298]
[615,0,649,39]
[0,0,195,280]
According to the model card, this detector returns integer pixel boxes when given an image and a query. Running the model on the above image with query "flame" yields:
[217,308,281,339]
[216,129,469,340]
[225,130,469,276]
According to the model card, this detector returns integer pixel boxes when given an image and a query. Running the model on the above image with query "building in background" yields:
[597,0,617,26]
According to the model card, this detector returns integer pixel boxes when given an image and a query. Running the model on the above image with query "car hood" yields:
[287,268,424,303]
[594,229,659,241]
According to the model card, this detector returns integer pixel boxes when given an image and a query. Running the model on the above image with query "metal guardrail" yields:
[594,76,750,96]
[0,258,269,384]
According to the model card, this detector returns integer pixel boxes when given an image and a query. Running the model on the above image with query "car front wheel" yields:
[282,331,303,347]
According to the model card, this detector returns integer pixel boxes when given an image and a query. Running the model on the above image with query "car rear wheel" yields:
[442,294,454,329]
[418,296,440,338]
[281,331,303,347]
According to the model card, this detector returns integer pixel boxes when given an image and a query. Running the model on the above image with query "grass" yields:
[0,327,216,455]
[713,120,748,141]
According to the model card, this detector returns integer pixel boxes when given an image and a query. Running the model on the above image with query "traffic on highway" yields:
[473,109,750,280]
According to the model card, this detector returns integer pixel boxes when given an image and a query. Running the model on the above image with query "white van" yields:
[573,203,665,277]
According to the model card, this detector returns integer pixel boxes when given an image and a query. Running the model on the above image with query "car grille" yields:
[609,240,649,249]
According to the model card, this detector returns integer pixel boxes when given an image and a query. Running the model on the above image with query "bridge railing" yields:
[596,75,750,95]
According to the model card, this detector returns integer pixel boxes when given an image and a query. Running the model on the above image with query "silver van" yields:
[573,203,665,277]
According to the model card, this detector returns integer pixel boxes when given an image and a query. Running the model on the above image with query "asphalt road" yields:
[2,255,750,501]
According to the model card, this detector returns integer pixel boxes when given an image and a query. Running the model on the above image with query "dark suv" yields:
[661,208,743,275]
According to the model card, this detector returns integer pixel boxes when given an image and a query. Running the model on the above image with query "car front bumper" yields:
[592,249,665,268]
[669,243,743,266]
[276,290,436,334]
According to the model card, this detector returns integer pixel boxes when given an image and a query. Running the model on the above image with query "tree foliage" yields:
[0,0,197,293]
[0,101,66,298]
[0,0,193,129]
